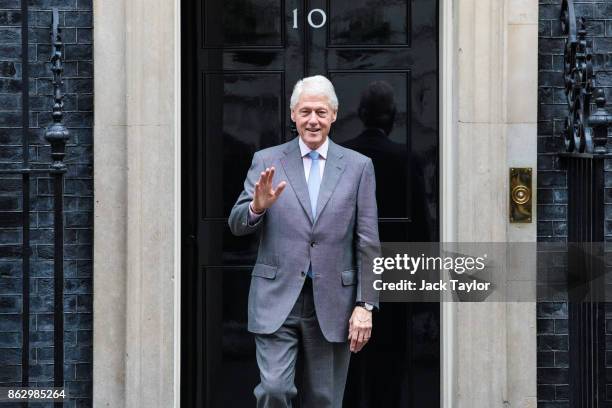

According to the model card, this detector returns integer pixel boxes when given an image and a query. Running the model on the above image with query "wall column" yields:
[443,0,538,406]
[93,0,180,405]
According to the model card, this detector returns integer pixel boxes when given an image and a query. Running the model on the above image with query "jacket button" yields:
[310,241,316,247]
[301,271,305,276]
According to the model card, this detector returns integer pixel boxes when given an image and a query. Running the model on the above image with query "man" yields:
[228,75,381,408]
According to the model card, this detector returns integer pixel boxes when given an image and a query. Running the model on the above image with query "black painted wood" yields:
[182,1,440,406]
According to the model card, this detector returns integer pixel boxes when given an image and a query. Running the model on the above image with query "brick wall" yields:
[0,0,92,406]
[538,0,612,406]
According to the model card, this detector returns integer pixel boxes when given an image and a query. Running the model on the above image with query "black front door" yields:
[181,1,439,406]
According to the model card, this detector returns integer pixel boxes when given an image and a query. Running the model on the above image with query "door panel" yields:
[202,73,284,218]
[182,0,439,406]
[330,71,411,219]
[203,0,285,47]
[328,0,411,46]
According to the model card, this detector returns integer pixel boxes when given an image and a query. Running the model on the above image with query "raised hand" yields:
[251,167,287,213]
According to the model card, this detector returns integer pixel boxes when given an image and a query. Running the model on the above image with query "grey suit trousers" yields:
[254,279,351,408]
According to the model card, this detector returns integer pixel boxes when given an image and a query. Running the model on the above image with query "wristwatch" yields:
[356,301,374,311]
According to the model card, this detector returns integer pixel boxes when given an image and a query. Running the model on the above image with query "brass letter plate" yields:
[510,167,532,223]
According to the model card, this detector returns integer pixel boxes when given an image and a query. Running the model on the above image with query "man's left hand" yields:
[348,306,372,353]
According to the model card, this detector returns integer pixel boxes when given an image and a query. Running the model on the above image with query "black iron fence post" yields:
[45,9,69,407]
[560,0,612,406]
[20,0,30,397]
[5,5,70,405]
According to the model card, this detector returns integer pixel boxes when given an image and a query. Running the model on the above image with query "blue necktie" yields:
[307,151,321,218]
[306,151,321,278]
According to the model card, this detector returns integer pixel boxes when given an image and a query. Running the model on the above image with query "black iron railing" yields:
[47,9,69,405]
[560,0,612,405]
[0,6,69,406]
[560,0,612,154]
[564,157,607,407]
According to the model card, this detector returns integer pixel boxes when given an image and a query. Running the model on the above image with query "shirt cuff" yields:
[248,202,266,225]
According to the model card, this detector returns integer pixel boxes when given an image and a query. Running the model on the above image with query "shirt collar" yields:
[298,136,329,160]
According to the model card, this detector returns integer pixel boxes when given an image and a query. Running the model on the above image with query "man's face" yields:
[290,93,337,150]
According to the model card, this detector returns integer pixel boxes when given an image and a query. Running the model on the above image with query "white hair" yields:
[290,75,339,111]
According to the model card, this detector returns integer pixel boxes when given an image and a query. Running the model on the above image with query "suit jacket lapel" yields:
[314,139,345,224]
[280,138,314,224]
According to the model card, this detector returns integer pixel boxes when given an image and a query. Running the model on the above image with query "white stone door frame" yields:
[93,0,182,405]
[440,0,538,406]
[439,0,457,405]
[93,0,537,406]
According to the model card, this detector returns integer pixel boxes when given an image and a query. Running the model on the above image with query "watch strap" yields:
[356,301,374,311]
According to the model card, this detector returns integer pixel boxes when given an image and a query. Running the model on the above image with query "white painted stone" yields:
[507,123,538,164]
[508,0,538,25]
[125,124,176,408]
[457,0,507,124]
[93,0,128,406]
[507,24,539,124]
[455,302,508,406]
[94,0,178,406]
[507,302,538,408]
[457,122,508,241]
[126,0,175,127]
[447,0,538,406]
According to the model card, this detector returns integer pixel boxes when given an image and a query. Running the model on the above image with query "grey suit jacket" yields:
[228,137,381,342]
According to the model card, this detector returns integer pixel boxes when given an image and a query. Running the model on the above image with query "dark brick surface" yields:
[538,0,612,404]
[0,0,92,405]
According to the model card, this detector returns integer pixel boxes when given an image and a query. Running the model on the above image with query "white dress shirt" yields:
[299,136,328,181]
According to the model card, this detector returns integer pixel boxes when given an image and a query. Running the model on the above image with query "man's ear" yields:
[290,109,296,122]
[331,110,338,123]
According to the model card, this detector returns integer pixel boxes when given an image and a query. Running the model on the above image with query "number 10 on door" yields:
[292,8,327,29]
